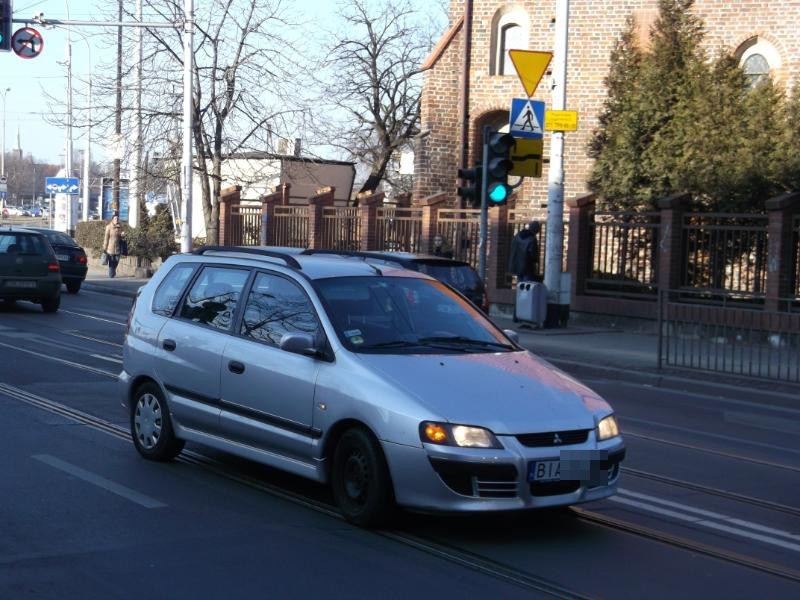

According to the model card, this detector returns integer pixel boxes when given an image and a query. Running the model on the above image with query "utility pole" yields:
[180,0,194,253]
[544,0,570,326]
[129,0,143,228]
[1,87,9,178]
[65,25,74,230]
[112,0,123,215]
[82,73,92,221]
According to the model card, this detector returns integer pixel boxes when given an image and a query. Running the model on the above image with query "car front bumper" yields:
[383,433,626,512]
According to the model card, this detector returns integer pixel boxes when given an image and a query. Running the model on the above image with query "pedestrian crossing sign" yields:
[509,98,545,140]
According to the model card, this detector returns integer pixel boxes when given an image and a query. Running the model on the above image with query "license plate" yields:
[56,254,70,261]
[4,280,37,288]
[529,460,560,482]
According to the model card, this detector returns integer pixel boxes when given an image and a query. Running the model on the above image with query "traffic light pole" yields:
[544,0,571,326]
[478,126,490,280]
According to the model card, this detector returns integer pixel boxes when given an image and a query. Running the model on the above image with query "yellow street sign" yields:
[508,50,553,97]
[510,138,544,178]
[545,110,579,131]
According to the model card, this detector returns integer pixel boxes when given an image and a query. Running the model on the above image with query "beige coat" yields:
[103,222,124,255]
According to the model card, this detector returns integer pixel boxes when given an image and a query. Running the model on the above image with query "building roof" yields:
[223,152,355,168]
[421,15,464,72]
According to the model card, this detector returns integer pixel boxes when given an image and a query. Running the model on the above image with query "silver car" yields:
[120,247,625,526]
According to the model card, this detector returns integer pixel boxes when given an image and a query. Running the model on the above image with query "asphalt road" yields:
[1,290,799,599]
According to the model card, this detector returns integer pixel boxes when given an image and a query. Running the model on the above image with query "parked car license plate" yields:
[4,280,37,288]
[56,254,70,261]
[529,460,560,482]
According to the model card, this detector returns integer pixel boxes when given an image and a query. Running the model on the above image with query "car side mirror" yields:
[280,332,323,358]
[503,329,520,345]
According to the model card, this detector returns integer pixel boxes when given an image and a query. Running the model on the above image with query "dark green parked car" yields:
[0,227,62,312]
[25,227,88,294]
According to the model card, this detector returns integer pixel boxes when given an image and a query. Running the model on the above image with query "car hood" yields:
[355,351,610,434]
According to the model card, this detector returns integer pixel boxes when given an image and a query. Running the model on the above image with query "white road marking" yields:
[724,410,800,435]
[610,495,800,553]
[0,340,118,379]
[618,489,800,541]
[65,330,123,348]
[60,309,126,326]
[621,415,800,455]
[91,353,123,364]
[33,454,166,509]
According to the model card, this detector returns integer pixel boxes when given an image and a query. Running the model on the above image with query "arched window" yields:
[735,37,782,89]
[490,8,529,76]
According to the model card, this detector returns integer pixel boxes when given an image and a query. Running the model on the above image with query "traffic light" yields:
[0,0,11,52]
[485,132,516,206]
[457,162,483,208]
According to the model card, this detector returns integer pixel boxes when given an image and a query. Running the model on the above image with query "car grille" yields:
[429,459,518,498]
[530,481,581,497]
[515,429,591,447]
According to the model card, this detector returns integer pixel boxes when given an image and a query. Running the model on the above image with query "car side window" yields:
[179,266,250,331]
[240,272,320,347]
[152,264,196,317]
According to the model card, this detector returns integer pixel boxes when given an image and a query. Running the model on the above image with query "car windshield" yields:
[315,276,514,354]
[414,261,483,292]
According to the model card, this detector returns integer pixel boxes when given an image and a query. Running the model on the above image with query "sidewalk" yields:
[82,263,150,298]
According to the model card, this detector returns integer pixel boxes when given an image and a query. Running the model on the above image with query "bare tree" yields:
[320,0,428,195]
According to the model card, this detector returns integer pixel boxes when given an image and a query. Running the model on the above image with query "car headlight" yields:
[420,422,502,449]
[596,415,620,441]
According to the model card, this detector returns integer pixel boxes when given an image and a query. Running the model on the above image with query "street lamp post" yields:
[1,87,10,178]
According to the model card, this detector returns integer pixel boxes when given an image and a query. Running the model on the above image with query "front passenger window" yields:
[240,273,320,346]
[179,266,250,331]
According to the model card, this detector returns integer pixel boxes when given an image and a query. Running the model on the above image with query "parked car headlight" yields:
[420,422,502,449]
[596,415,620,441]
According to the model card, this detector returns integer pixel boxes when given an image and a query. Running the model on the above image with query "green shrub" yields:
[74,220,132,258]
[128,205,178,261]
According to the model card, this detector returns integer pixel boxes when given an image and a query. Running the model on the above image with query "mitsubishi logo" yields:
[553,433,563,445]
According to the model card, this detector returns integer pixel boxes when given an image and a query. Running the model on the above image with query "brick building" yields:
[413,0,800,207]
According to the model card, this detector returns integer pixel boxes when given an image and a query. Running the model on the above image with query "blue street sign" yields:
[0,191,6,200]
[45,177,81,195]
[509,98,545,140]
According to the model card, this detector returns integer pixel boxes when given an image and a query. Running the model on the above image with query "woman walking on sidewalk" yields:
[103,213,125,278]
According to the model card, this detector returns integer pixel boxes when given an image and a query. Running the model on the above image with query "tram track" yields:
[2,381,799,589]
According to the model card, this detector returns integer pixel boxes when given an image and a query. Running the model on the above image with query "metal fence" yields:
[500,210,565,288]
[272,206,309,248]
[437,209,481,269]
[681,213,769,297]
[658,289,800,383]
[228,205,262,246]
[322,207,361,251]
[375,207,422,253]
[587,211,660,298]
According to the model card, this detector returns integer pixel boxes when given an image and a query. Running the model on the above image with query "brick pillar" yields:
[308,186,336,249]
[486,204,509,304]
[566,194,596,299]
[656,193,691,295]
[218,186,241,246]
[358,191,384,250]
[260,186,284,246]
[415,192,449,254]
[394,192,412,208]
[280,182,292,206]
[765,191,800,311]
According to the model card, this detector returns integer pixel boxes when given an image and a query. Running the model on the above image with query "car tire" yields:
[331,427,394,527]
[41,295,60,313]
[66,280,82,294]
[130,382,185,462]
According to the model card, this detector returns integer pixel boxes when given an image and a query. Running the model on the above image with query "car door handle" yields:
[162,339,177,352]
[228,360,245,375]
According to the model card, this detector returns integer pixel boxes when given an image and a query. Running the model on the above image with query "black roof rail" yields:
[193,246,302,270]
[300,249,386,275]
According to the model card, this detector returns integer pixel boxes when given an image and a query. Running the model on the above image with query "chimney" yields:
[293,138,302,157]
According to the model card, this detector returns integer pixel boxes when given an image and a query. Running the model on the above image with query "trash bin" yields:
[514,281,547,325]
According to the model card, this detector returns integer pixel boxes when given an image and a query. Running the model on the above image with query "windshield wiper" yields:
[417,336,514,350]
[360,340,426,350]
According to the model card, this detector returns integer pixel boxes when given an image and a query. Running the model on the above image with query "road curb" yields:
[81,282,141,299]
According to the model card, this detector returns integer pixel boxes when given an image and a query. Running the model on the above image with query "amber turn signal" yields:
[423,423,448,444]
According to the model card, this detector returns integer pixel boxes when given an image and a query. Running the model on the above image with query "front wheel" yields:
[331,428,394,527]
[130,383,185,461]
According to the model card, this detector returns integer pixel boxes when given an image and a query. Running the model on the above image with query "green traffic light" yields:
[488,183,508,203]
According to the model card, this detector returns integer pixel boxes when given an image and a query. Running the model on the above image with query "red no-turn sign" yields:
[11,27,44,59]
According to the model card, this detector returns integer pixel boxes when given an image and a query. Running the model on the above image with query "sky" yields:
[0,0,448,170]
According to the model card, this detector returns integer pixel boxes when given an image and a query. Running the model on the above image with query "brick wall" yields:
[414,0,800,208]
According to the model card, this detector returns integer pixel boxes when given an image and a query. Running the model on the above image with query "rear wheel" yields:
[66,280,82,294]
[331,428,394,527]
[41,295,60,313]
[130,382,185,461]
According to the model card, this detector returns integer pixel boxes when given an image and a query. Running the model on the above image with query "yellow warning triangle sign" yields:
[509,50,553,97]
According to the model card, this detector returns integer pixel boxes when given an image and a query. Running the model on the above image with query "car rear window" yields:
[0,232,47,256]
[44,231,78,247]
[414,261,483,291]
